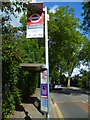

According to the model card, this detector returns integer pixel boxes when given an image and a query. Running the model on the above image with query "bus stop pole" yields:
[44,6,50,119]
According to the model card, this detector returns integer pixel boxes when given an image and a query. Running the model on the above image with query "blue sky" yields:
[43,2,84,25]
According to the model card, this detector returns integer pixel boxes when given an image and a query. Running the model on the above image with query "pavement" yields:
[9,88,59,119]
[8,87,90,119]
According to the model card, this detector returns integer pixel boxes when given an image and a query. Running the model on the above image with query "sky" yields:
[44,2,84,25]
[11,2,84,27]
[10,2,88,77]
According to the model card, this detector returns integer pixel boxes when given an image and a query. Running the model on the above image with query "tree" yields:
[79,69,90,89]
[49,5,83,87]
[79,36,89,64]
[82,1,90,33]
[2,25,22,118]
[2,2,45,118]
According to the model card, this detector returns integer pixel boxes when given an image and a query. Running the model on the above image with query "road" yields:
[50,87,90,119]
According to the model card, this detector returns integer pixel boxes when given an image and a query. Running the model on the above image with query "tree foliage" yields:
[49,5,84,87]
[82,1,90,33]
[80,70,90,89]
[2,25,22,118]
[2,2,45,118]
[79,36,89,64]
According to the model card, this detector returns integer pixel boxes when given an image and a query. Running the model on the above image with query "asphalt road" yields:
[50,87,90,119]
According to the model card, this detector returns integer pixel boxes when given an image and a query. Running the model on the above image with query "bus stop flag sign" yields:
[27,3,43,38]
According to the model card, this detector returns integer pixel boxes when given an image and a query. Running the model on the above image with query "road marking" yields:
[56,100,81,104]
[74,101,88,114]
[56,100,87,104]
[81,100,86,104]
[55,103,64,119]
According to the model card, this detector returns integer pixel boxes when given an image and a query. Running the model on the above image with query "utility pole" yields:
[44,6,50,119]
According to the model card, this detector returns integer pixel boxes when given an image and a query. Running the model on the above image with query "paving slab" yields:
[9,88,57,119]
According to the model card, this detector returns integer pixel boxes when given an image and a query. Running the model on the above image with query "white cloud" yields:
[80,64,89,71]
[10,11,23,27]
[64,68,80,77]
[71,68,80,77]
[64,64,89,78]
[49,5,59,13]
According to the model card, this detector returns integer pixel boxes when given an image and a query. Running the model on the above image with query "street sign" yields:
[41,97,48,112]
[41,84,48,96]
[27,2,43,38]
[41,70,47,84]
[40,70,48,113]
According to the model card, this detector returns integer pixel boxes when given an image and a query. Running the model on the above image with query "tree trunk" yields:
[67,74,71,88]
[67,59,71,88]
[60,69,62,84]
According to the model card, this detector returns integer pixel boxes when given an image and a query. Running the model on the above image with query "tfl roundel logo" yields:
[29,14,41,23]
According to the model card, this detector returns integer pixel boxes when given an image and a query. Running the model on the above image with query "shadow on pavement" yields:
[16,105,31,120]
[22,97,44,115]
[24,111,31,120]
[51,88,90,96]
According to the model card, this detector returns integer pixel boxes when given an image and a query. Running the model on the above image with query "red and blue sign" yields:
[27,3,43,38]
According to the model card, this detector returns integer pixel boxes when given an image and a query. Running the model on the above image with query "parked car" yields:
[53,83,62,90]
[50,83,62,91]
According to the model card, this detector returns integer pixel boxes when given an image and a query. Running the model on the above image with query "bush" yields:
[18,70,39,100]
[2,92,15,118]
[2,29,44,118]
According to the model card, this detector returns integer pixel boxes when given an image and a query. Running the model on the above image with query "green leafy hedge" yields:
[2,25,44,118]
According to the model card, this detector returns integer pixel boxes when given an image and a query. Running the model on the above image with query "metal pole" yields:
[45,6,48,69]
[45,6,50,119]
